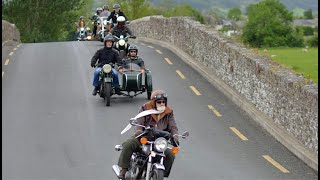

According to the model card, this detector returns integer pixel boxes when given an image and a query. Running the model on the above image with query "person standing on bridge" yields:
[117,90,179,179]
[90,34,122,95]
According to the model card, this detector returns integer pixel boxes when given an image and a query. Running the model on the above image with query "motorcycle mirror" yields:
[181,131,189,139]
[129,119,137,125]
[126,21,130,24]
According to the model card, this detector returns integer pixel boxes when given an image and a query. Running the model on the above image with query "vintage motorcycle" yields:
[97,62,153,106]
[97,16,110,42]
[77,26,92,41]
[113,35,136,59]
[112,110,189,180]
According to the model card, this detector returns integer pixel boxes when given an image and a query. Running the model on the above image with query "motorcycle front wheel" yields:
[150,169,164,180]
[104,83,111,106]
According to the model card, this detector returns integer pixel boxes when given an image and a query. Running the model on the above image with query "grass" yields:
[257,47,318,84]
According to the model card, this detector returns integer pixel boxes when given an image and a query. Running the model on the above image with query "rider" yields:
[75,16,87,38]
[117,90,179,179]
[90,34,122,95]
[107,3,128,27]
[100,5,111,17]
[90,7,103,38]
[119,44,145,74]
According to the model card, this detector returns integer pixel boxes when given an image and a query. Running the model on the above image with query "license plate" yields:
[105,77,112,82]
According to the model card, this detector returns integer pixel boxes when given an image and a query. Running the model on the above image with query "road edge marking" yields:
[230,127,248,140]
[156,49,163,54]
[208,105,222,117]
[4,59,10,65]
[190,86,201,96]
[176,70,186,79]
[263,155,290,173]
[164,58,173,65]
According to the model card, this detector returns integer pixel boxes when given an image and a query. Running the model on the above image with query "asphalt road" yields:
[2,40,318,180]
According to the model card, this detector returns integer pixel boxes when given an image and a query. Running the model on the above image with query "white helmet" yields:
[117,16,126,23]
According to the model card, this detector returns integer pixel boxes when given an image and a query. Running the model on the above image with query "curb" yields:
[136,37,318,172]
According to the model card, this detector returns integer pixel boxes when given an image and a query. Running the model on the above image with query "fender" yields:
[152,163,165,170]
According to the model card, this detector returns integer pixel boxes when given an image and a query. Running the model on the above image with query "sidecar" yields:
[118,63,153,99]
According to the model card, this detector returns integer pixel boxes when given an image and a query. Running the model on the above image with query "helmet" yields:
[128,44,138,56]
[113,3,120,9]
[96,7,103,13]
[103,5,109,10]
[151,90,168,101]
[117,16,126,26]
[103,34,114,46]
[80,16,83,20]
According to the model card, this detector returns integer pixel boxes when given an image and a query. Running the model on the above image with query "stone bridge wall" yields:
[2,20,20,45]
[129,16,318,155]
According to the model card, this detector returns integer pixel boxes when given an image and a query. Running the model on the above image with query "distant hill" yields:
[151,0,318,12]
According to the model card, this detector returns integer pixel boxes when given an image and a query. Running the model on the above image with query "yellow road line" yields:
[263,155,290,173]
[17,44,21,47]
[164,58,173,65]
[2,72,4,77]
[9,52,14,56]
[176,70,186,79]
[156,50,163,54]
[4,59,10,65]
[13,47,17,51]
[189,86,201,96]
[208,105,222,117]
[148,45,154,49]
[230,127,248,140]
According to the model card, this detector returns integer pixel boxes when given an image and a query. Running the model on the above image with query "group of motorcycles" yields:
[76,14,188,180]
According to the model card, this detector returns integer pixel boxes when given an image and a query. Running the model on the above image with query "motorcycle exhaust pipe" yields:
[112,165,121,177]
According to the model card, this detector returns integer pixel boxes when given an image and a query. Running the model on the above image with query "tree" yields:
[227,8,241,21]
[2,0,85,42]
[242,0,304,47]
[304,9,313,19]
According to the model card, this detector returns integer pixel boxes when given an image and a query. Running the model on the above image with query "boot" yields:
[92,86,99,96]
[119,168,127,180]
[114,85,122,95]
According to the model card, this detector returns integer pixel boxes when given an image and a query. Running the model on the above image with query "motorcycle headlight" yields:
[87,36,92,40]
[80,27,84,31]
[102,64,112,73]
[154,137,168,152]
[86,27,90,31]
[119,39,125,46]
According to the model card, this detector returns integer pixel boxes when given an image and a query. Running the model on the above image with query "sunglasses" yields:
[154,93,168,100]
[156,100,166,104]
[129,51,137,53]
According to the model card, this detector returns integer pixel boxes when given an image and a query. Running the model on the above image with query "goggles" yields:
[154,93,168,100]
[156,100,166,104]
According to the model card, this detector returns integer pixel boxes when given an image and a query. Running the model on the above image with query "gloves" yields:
[134,129,143,137]
[91,63,95,68]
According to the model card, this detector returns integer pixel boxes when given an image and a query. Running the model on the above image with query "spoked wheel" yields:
[150,169,164,180]
[104,83,111,106]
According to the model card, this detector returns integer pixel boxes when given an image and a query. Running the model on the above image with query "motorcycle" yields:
[113,35,136,60]
[97,16,110,42]
[77,26,92,41]
[112,110,189,180]
[96,63,118,106]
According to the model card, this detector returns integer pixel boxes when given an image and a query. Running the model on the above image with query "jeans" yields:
[92,67,119,88]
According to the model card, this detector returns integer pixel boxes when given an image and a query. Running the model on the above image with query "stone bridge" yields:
[129,16,318,171]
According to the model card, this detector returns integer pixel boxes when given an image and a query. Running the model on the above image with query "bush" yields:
[307,34,318,47]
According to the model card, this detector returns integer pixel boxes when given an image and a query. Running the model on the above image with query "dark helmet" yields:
[151,90,168,106]
[103,5,109,10]
[113,3,120,9]
[103,34,114,46]
[128,44,138,53]
[79,16,84,20]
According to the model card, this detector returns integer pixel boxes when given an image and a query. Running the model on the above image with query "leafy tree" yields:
[164,5,205,24]
[2,0,87,42]
[304,9,313,19]
[242,0,304,47]
[227,8,241,21]
[307,33,318,47]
